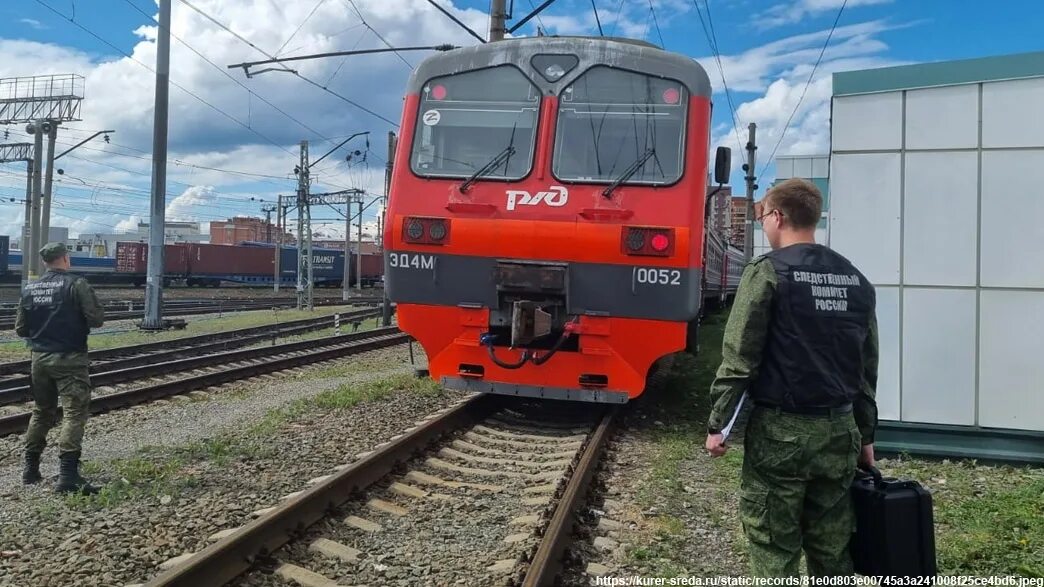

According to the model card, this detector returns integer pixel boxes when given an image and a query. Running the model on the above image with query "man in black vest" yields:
[705,179,878,577]
[15,242,104,494]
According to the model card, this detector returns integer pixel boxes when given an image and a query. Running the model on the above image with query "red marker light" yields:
[662,88,680,104]
[431,84,447,100]
[650,233,670,251]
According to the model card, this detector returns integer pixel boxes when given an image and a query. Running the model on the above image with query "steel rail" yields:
[0,328,408,437]
[0,308,381,382]
[522,407,617,587]
[143,394,500,586]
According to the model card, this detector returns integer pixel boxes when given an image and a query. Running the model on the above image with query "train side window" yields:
[552,66,687,186]
[410,65,541,181]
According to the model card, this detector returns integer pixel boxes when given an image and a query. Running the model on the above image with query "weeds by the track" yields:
[0,306,359,361]
[627,308,1044,577]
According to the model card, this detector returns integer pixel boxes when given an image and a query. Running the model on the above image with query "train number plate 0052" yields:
[389,253,435,270]
[634,267,682,286]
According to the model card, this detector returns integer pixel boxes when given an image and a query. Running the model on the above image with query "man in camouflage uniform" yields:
[705,179,878,577]
[15,242,105,494]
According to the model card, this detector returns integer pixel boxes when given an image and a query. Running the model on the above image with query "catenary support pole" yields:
[27,122,44,280]
[142,0,172,329]
[40,121,58,249]
[743,123,757,259]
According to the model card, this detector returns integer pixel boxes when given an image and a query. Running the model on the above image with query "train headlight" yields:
[626,229,646,252]
[428,220,447,241]
[406,219,425,241]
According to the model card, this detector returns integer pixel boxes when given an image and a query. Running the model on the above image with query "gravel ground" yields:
[0,344,461,587]
[233,404,596,587]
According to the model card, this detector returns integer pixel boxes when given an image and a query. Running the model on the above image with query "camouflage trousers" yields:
[739,406,861,577]
[24,351,92,455]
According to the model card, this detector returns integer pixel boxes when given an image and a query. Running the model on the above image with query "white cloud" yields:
[18,18,47,31]
[166,185,217,221]
[755,0,893,29]
[701,20,911,187]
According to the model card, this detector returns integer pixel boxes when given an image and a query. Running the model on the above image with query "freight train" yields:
[385,36,745,404]
[2,240,384,288]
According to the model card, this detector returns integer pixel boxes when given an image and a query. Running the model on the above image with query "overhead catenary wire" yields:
[32,0,298,157]
[344,0,415,70]
[120,0,336,148]
[757,0,848,182]
[591,0,605,36]
[179,0,401,128]
[694,0,743,154]
[647,0,665,49]
[275,0,329,57]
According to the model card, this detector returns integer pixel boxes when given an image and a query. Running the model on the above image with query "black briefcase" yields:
[850,466,938,578]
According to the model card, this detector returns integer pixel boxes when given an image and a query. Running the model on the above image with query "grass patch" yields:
[312,372,443,409]
[0,305,360,361]
[883,457,1044,576]
[60,456,195,510]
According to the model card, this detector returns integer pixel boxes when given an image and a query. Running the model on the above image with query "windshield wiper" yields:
[602,148,656,198]
[460,122,519,193]
[459,144,516,193]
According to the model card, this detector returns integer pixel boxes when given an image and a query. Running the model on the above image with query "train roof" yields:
[407,36,711,98]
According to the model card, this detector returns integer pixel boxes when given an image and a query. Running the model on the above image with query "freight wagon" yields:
[115,242,354,287]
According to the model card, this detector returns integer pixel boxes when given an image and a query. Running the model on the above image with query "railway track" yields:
[0,297,384,329]
[140,396,616,587]
[0,308,384,378]
[0,327,408,437]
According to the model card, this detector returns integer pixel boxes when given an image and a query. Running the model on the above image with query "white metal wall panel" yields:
[829,153,902,284]
[901,288,977,425]
[874,286,901,421]
[979,290,1044,431]
[811,156,829,178]
[903,152,978,286]
[981,150,1044,288]
[982,77,1044,148]
[905,85,979,149]
[832,93,903,151]
[775,158,794,179]
[792,157,813,179]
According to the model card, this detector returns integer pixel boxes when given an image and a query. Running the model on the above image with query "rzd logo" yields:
[506,186,568,211]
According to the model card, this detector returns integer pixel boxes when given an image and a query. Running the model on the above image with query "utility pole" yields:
[27,121,44,280]
[274,195,282,292]
[142,0,172,330]
[296,141,311,310]
[261,204,275,243]
[40,121,58,248]
[356,199,364,293]
[343,200,352,301]
[22,161,32,289]
[489,0,508,41]
[743,122,757,259]
[382,132,396,327]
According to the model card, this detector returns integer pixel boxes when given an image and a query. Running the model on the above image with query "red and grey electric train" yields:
[385,37,743,403]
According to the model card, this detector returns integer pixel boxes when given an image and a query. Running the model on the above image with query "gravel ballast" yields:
[0,344,463,587]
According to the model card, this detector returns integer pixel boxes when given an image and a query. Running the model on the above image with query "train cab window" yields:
[410,66,540,180]
[553,66,687,185]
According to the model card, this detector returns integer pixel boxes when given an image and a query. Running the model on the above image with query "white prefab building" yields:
[829,51,1044,462]
[754,154,831,258]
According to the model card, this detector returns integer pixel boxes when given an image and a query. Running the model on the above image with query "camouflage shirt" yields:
[14,271,106,339]
[707,255,880,444]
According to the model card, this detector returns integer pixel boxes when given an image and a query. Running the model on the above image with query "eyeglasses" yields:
[756,209,781,224]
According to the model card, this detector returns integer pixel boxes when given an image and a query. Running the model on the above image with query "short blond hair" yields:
[763,178,822,229]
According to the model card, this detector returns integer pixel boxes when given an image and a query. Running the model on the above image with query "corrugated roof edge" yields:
[833,50,1044,96]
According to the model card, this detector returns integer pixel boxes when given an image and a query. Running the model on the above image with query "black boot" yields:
[22,451,42,485]
[55,451,98,495]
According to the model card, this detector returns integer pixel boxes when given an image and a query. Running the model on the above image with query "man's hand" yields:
[706,433,728,457]
[858,443,875,469]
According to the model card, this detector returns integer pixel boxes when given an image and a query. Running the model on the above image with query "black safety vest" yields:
[751,243,875,410]
[20,271,90,353]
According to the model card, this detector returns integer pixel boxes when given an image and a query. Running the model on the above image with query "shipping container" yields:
[114,242,190,285]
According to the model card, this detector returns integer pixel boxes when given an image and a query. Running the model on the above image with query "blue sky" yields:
[0,0,1042,242]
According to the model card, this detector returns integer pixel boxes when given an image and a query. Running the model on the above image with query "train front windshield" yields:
[410,65,540,180]
[553,67,688,185]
